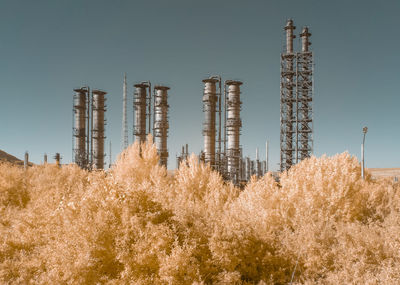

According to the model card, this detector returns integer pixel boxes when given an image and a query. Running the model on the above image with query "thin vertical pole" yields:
[223,81,227,170]
[90,89,93,169]
[122,73,128,149]
[266,140,269,172]
[361,132,366,180]
[109,141,112,169]
[86,87,90,168]
[361,143,364,179]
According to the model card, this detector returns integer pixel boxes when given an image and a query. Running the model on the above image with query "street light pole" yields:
[361,126,368,180]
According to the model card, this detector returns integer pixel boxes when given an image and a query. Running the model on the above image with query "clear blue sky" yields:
[1,0,399,170]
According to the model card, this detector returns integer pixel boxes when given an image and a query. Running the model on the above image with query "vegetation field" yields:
[1,139,399,284]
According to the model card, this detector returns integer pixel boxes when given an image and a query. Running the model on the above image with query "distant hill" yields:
[368,168,400,179]
[0,150,35,166]
[0,150,22,164]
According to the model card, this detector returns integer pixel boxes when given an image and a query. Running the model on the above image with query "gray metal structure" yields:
[122,73,128,149]
[153,86,170,168]
[246,157,251,181]
[296,27,313,162]
[280,19,296,172]
[176,144,189,168]
[92,89,107,170]
[54,153,61,167]
[202,78,218,168]
[133,83,149,144]
[73,87,89,168]
[225,80,242,184]
[280,20,313,172]
[24,151,28,170]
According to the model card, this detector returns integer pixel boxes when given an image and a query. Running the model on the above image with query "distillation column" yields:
[92,89,107,170]
[202,78,218,168]
[280,19,296,172]
[153,86,169,168]
[225,80,242,184]
[297,27,313,161]
[133,84,148,144]
[73,88,88,168]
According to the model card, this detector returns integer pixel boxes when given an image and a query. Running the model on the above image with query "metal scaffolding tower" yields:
[280,19,296,172]
[122,73,128,150]
[296,27,313,162]
[280,20,314,172]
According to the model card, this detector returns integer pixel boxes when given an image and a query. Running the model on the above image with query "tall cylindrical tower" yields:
[300,26,311,52]
[280,19,296,172]
[285,19,295,54]
[225,80,242,184]
[133,83,148,144]
[92,89,107,170]
[202,78,218,168]
[73,88,88,168]
[153,86,169,168]
[297,26,313,161]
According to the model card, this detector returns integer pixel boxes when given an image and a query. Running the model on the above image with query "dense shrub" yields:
[0,140,399,284]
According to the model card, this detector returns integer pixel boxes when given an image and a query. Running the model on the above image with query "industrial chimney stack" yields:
[92,89,107,170]
[280,19,314,172]
[72,86,107,170]
[133,83,149,145]
[153,86,170,168]
[73,87,88,168]
[225,80,243,184]
[202,78,218,168]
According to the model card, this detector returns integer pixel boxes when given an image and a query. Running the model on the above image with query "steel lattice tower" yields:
[280,19,296,172]
[296,27,313,162]
[122,73,128,150]
[280,20,313,172]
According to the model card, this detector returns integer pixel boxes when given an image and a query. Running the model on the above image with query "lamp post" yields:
[361,126,368,179]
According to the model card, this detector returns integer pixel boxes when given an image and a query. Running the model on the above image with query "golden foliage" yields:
[1,141,399,284]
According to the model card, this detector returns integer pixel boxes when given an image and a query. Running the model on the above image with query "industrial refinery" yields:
[72,87,107,170]
[280,20,314,172]
[71,19,313,184]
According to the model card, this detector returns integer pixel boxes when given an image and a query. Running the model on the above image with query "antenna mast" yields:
[122,73,128,149]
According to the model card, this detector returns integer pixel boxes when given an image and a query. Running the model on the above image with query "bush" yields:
[0,142,399,284]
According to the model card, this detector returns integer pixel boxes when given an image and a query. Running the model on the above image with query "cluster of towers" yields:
[280,19,314,172]
[196,77,244,184]
[123,76,170,168]
[72,19,313,179]
[178,77,268,185]
[24,152,61,169]
[73,87,107,170]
